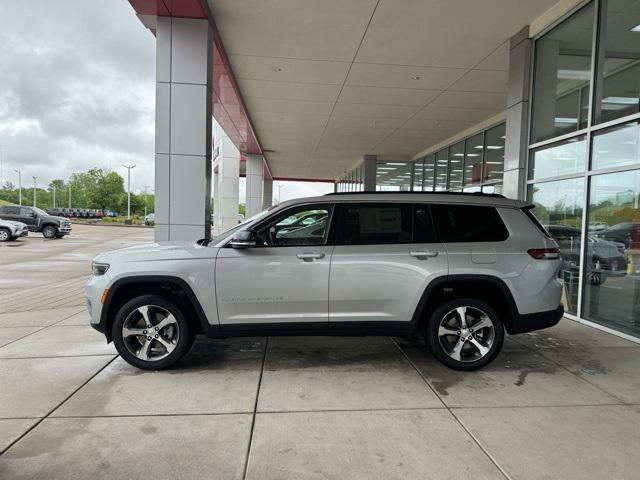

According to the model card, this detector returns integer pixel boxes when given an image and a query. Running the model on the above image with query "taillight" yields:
[528,248,560,260]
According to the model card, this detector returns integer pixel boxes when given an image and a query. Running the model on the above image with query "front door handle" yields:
[297,252,325,262]
[410,250,438,259]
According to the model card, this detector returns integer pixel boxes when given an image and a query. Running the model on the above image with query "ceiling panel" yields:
[236,79,341,103]
[475,42,510,71]
[413,106,501,122]
[428,91,507,110]
[243,97,335,116]
[332,102,422,119]
[355,0,559,67]
[346,63,466,90]
[229,55,350,85]
[207,0,378,61]
[448,69,509,93]
[338,85,440,106]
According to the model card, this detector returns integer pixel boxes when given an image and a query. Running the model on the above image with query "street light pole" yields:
[32,176,37,207]
[122,164,136,220]
[68,177,72,209]
[53,184,56,208]
[143,185,149,217]
[14,169,21,206]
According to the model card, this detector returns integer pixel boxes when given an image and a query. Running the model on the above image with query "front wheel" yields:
[42,225,57,239]
[0,228,11,242]
[112,295,195,370]
[425,298,504,371]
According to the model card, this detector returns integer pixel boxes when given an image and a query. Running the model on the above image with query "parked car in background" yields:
[0,218,29,242]
[46,207,62,217]
[0,205,72,238]
[87,192,564,371]
[595,222,640,250]
[588,221,608,232]
[545,224,626,285]
[144,213,155,226]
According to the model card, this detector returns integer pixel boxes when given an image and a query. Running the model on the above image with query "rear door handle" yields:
[410,250,438,259]
[297,252,325,261]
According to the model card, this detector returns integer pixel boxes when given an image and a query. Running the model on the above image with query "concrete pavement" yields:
[1,224,639,479]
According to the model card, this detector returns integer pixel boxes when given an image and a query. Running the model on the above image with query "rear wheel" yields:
[0,228,11,242]
[112,295,195,370]
[425,298,504,371]
[42,225,57,239]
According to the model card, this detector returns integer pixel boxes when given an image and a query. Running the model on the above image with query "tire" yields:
[42,225,57,239]
[425,298,504,371]
[0,228,11,242]
[112,294,195,370]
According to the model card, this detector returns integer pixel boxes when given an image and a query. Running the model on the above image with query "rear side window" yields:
[336,204,413,245]
[523,207,551,238]
[431,204,509,242]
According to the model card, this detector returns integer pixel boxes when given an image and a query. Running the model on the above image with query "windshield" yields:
[210,208,273,244]
[32,207,48,216]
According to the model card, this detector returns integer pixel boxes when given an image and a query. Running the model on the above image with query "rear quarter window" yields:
[431,204,509,242]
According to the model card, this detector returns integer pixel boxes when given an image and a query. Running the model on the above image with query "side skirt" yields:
[203,321,417,339]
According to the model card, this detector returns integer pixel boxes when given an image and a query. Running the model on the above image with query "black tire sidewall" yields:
[112,294,194,370]
[426,297,504,371]
[42,225,57,239]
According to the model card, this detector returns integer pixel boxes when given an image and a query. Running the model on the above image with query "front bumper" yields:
[58,224,72,234]
[510,305,564,334]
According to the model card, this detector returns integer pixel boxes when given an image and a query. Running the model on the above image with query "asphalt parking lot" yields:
[1,224,639,479]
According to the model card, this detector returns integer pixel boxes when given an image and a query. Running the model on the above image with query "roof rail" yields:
[324,191,505,199]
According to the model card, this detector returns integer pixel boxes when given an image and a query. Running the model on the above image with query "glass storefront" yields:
[529,0,640,338]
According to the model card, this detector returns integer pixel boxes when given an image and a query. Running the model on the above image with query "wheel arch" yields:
[412,275,520,335]
[100,275,211,342]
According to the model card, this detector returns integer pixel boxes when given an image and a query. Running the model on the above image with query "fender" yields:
[100,275,216,339]
[411,274,521,333]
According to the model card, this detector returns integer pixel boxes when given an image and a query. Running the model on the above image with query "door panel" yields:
[216,246,333,325]
[215,203,334,326]
[328,203,448,324]
[329,243,448,323]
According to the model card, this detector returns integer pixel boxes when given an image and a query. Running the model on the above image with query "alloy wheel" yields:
[121,305,180,361]
[437,306,496,363]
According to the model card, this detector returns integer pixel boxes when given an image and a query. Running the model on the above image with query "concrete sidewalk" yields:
[1,225,639,479]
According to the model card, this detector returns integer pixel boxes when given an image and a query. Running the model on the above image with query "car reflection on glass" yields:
[545,224,627,285]
[594,222,640,250]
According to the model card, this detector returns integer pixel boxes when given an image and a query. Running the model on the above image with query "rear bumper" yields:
[509,305,564,334]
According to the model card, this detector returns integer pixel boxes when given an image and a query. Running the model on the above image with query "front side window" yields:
[254,205,332,247]
[431,204,509,242]
[336,203,412,245]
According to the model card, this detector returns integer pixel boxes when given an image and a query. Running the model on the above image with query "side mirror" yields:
[230,230,257,249]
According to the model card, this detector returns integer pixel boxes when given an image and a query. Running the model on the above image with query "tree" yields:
[89,170,125,211]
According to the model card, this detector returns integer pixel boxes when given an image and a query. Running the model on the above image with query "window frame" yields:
[236,203,336,248]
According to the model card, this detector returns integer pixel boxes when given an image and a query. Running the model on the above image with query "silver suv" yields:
[86,192,563,371]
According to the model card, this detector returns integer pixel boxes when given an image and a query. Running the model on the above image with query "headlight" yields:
[92,262,110,276]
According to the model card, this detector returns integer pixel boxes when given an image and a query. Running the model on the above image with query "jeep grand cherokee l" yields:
[86,192,563,371]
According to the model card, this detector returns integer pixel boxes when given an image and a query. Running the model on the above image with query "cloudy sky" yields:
[0,0,332,201]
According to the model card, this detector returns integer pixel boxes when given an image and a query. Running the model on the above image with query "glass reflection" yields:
[448,142,464,190]
[435,149,448,191]
[464,133,484,187]
[423,155,435,192]
[529,178,585,314]
[529,136,587,180]
[592,122,640,170]
[584,170,640,337]
[483,123,505,184]
[593,0,640,124]
[531,3,595,143]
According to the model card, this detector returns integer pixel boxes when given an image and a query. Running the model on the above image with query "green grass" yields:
[0,200,16,206]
